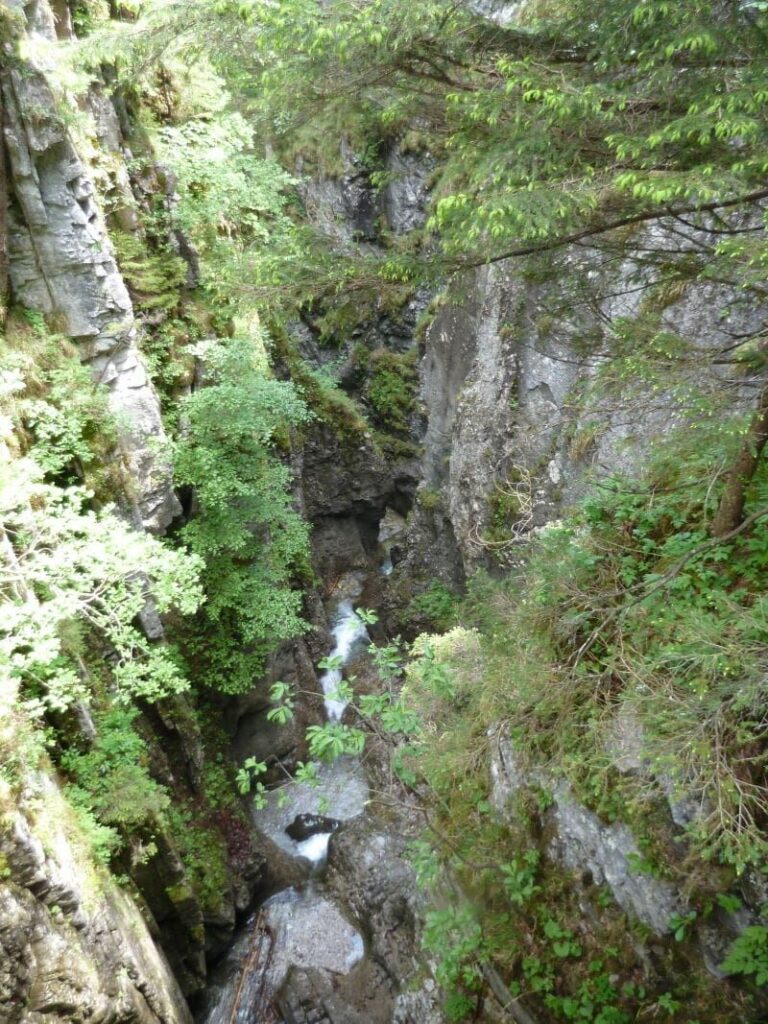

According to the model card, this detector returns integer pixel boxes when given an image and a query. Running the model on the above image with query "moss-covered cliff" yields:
[0,1,281,1016]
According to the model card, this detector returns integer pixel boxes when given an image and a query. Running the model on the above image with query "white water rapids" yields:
[318,598,370,721]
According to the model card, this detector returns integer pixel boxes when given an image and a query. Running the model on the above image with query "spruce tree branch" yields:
[462,188,768,269]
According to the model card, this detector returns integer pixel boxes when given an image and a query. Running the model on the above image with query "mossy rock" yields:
[112,230,187,313]
[267,321,369,439]
[364,347,418,435]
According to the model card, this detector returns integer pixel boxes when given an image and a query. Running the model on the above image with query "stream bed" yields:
[196,577,377,1024]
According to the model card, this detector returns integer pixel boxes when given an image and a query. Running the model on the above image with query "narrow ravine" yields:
[195,574,379,1023]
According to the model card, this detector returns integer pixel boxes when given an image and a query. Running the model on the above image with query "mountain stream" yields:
[196,574,375,1024]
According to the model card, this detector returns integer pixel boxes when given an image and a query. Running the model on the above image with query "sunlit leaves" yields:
[154,112,296,304]
[1,460,203,710]
[306,722,366,761]
[266,680,295,724]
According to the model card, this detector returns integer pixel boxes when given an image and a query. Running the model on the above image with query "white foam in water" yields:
[344,931,366,971]
[381,552,394,576]
[319,599,369,721]
[256,758,369,856]
[295,831,332,865]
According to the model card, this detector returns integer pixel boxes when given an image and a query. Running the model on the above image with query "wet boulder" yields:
[286,814,342,842]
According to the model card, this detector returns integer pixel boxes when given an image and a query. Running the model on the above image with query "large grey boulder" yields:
[326,813,446,1024]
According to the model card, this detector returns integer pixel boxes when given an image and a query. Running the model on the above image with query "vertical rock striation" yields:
[0,772,192,1024]
[1,0,180,532]
[407,224,767,577]
[0,4,197,1020]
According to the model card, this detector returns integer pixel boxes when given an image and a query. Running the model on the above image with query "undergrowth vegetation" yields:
[499,440,768,874]
[386,417,768,1020]
[362,347,418,435]
[0,292,307,903]
[174,331,311,693]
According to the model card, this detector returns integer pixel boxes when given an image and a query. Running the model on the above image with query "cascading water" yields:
[196,574,376,1024]
[319,598,370,721]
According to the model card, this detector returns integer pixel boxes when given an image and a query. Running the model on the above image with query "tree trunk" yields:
[711,382,768,537]
[0,72,8,322]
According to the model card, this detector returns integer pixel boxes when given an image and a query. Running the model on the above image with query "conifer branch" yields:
[465,188,768,268]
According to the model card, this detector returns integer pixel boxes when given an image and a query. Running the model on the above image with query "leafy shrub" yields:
[423,905,486,1020]
[0,461,203,712]
[407,581,458,630]
[721,927,768,986]
[154,112,295,304]
[1,309,117,489]
[174,333,311,693]
[364,348,418,435]
[61,708,169,834]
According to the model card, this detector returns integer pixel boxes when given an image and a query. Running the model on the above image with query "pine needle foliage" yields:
[80,0,768,263]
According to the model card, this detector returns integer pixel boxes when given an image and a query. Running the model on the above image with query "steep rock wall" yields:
[403,222,766,580]
[0,4,254,1017]
[1,0,179,532]
[0,764,191,1024]
[395,218,768,1011]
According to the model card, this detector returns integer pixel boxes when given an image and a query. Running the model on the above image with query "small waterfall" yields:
[294,830,333,868]
[318,599,369,721]
[378,506,405,580]
[256,758,368,862]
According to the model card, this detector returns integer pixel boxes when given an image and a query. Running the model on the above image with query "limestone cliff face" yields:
[0,4,205,1018]
[403,221,766,580]
[1,0,179,532]
[0,767,191,1024]
[395,219,768,995]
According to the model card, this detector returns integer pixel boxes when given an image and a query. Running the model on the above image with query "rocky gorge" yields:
[3,0,768,1022]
